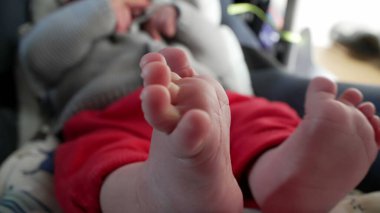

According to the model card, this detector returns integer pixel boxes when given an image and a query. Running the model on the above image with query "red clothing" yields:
[55,88,300,212]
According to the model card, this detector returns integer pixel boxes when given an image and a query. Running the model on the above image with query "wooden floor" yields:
[315,46,380,86]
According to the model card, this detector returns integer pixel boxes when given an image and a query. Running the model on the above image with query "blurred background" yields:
[229,0,380,85]
[294,0,380,85]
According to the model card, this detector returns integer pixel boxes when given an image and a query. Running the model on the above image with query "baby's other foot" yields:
[250,77,380,212]
[301,77,380,171]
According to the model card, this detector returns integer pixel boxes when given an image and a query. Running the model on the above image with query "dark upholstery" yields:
[251,70,380,117]
[0,0,28,163]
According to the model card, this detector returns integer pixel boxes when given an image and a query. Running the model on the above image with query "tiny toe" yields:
[305,77,337,109]
[338,88,363,106]
[140,52,166,69]
[369,115,380,148]
[141,62,171,87]
[168,82,180,101]
[171,72,181,81]
[160,47,196,78]
[358,102,376,118]
[141,85,180,133]
[376,115,380,127]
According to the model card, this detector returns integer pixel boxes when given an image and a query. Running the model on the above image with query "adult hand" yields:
[111,0,150,33]
[142,5,178,41]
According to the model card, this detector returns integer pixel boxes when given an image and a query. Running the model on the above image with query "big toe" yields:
[305,77,337,111]
[159,47,196,78]
[307,77,337,98]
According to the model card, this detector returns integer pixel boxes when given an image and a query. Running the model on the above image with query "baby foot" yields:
[300,77,380,179]
[137,48,243,212]
[250,77,380,212]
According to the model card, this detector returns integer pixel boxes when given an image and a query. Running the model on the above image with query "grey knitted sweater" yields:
[19,0,246,128]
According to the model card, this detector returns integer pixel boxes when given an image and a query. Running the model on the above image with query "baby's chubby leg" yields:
[100,48,243,212]
[249,77,380,212]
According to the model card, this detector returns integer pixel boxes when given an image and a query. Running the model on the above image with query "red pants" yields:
[55,88,300,212]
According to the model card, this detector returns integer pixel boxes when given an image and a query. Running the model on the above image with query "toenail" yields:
[141,66,149,78]
[140,89,147,100]
[171,72,181,81]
